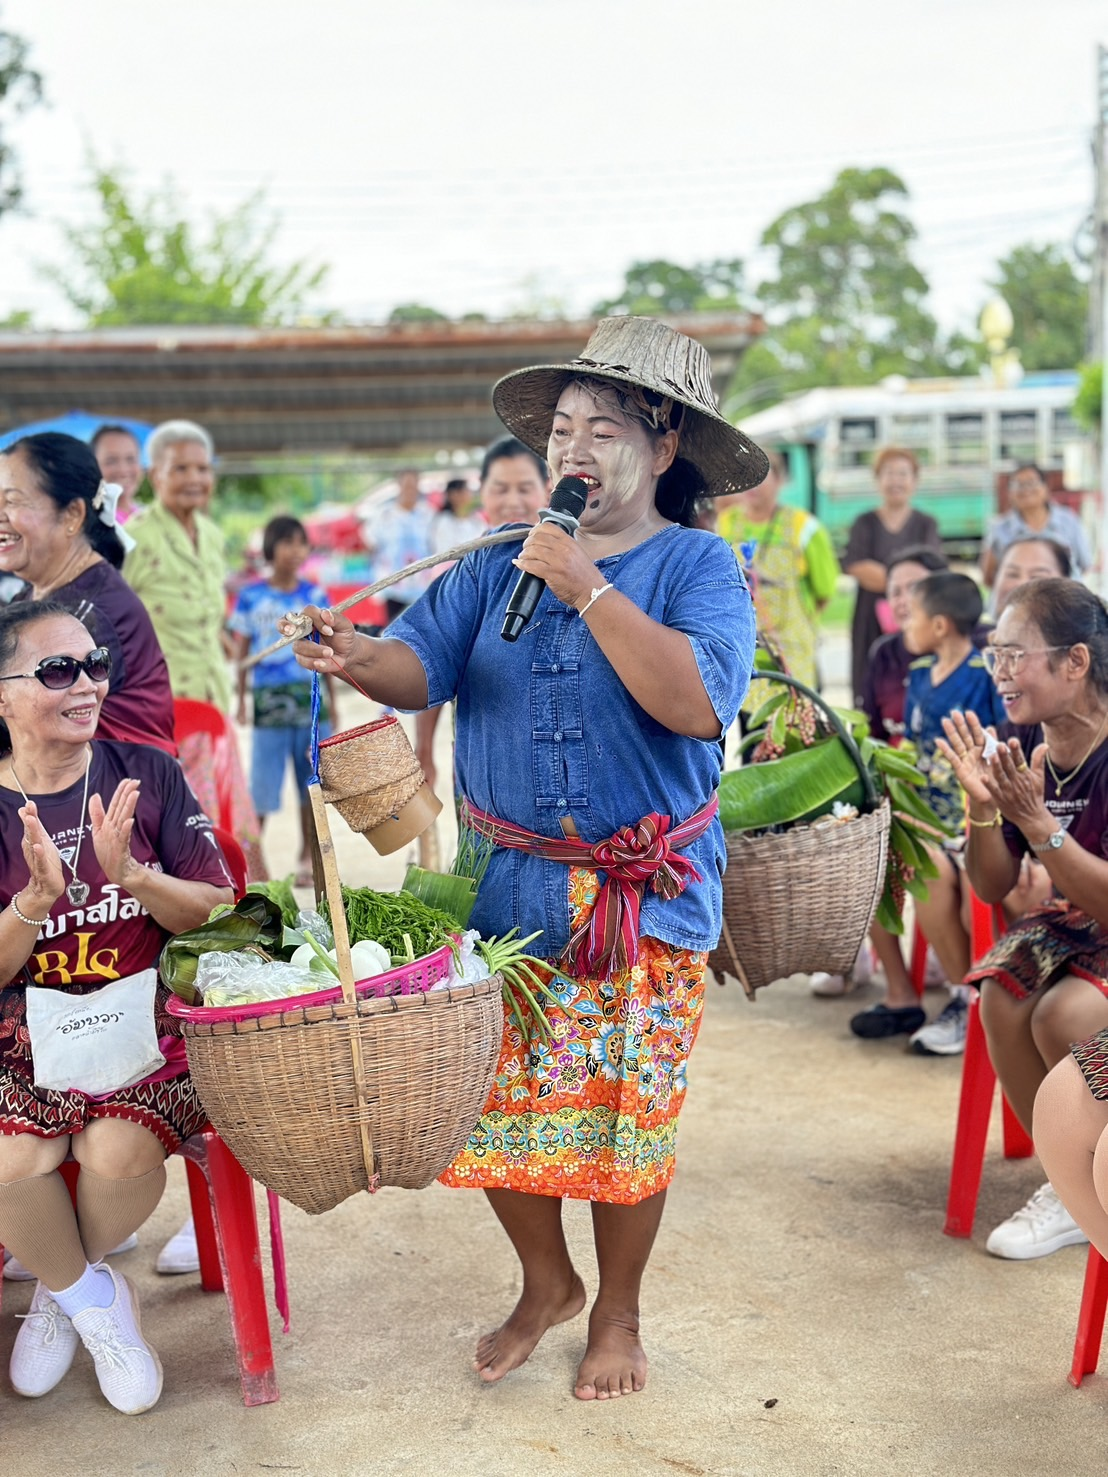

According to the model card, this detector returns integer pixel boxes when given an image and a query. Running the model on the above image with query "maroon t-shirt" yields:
[17,563,176,755]
[0,741,232,990]
[1002,725,1108,867]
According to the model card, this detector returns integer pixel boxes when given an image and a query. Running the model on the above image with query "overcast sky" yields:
[1,0,1105,334]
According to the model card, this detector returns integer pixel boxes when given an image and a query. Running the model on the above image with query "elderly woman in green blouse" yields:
[124,421,232,711]
[124,420,263,881]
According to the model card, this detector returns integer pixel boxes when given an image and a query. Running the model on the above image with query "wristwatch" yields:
[1030,828,1066,853]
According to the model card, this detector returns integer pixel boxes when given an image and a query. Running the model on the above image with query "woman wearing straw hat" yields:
[287,317,763,1400]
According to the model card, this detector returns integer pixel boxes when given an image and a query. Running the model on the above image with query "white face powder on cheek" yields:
[604,439,649,507]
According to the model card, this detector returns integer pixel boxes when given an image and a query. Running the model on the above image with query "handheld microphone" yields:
[500,476,590,642]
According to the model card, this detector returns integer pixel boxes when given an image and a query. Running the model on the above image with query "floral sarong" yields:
[440,867,706,1205]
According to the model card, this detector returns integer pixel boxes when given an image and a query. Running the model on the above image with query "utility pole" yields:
[1093,44,1108,592]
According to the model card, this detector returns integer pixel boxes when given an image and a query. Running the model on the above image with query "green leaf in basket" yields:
[160,894,285,1004]
[718,738,861,833]
[746,689,789,732]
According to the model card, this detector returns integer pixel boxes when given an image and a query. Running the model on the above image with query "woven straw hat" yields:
[492,316,768,497]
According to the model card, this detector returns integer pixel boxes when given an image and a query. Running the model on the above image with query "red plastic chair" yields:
[1070,1246,1108,1386]
[173,697,236,832]
[943,891,1034,1238]
[212,825,248,896]
[0,1131,280,1405]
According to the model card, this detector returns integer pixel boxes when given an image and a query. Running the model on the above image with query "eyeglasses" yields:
[0,648,113,690]
[982,644,1069,676]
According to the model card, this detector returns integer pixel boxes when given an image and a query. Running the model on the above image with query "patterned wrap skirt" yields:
[1072,1029,1108,1101]
[0,984,208,1154]
[440,867,707,1205]
[964,900,1108,1004]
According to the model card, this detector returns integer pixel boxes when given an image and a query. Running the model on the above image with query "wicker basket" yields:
[167,784,502,1213]
[709,671,891,999]
[708,802,890,998]
[168,974,503,1213]
[318,715,441,855]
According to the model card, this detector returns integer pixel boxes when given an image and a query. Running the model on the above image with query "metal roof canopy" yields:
[0,316,763,469]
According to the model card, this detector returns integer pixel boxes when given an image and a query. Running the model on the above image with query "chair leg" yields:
[909,921,928,999]
[1001,1095,1035,1160]
[944,995,996,1237]
[1070,1245,1108,1387]
[202,1132,279,1406]
[185,1157,224,1293]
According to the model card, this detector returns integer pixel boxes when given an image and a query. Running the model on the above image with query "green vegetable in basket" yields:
[243,875,301,929]
[320,885,456,958]
[161,894,285,1005]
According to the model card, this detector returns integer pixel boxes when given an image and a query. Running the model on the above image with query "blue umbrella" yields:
[0,410,153,453]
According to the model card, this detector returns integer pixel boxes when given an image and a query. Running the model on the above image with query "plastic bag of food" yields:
[432,929,490,990]
[194,951,319,1008]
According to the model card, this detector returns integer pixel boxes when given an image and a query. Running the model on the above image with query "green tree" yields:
[593,257,746,316]
[1074,361,1102,432]
[987,243,1088,371]
[729,167,942,413]
[387,302,450,324]
[44,164,329,326]
[0,15,43,220]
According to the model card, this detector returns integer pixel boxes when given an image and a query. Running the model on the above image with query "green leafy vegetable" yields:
[244,876,301,929]
[161,895,285,1004]
[319,885,456,957]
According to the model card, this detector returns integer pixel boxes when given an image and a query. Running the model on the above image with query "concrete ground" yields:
[6,639,1108,1476]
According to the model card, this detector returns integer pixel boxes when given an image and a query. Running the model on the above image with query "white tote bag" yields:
[25,969,165,1095]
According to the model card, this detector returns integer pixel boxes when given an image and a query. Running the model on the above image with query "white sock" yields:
[49,1263,115,1318]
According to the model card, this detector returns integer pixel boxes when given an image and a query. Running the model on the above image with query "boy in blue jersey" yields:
[851,573,1006,1048]
[230,516,339,883]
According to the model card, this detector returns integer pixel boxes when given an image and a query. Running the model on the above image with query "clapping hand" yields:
[89,778,141,887]
[936,710,1050,834]
[18,800,65,904]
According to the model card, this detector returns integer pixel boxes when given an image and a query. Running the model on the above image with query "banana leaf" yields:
[718,737,865,833]
[160,894,285,1004]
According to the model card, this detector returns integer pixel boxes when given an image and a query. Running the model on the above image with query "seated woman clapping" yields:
[937,579,1108,1263]
[0,600,233,1415]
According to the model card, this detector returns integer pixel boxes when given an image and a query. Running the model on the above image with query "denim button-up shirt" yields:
[390,523,754,958]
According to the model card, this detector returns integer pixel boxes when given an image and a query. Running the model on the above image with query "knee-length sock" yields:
[76,1162,166,1266]
[0,1171,88,1290]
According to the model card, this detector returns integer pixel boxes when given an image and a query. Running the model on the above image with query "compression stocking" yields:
[76,1162,166,1265]
[0,1171,88,1289]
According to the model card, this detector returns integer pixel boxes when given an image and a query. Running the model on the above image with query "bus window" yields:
[889,413,933,466]
[946,413,985,465]
[839,417,878,467]
[999,410,1038,464]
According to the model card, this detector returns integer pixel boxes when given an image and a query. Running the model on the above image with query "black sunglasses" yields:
[0,647,113,690]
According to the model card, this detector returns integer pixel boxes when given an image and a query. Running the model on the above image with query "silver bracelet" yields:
[578,583,614,618]
[9,892,49,928]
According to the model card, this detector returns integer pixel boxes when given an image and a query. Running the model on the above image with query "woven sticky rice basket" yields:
[708,672,891,999]
[168,785,502,1214]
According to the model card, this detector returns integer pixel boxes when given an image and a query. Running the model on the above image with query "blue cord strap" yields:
[308,634,323,785]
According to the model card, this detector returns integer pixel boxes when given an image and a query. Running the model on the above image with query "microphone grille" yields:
[550,475,589,518]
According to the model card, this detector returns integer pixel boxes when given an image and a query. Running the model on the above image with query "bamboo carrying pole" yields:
[241,525,527,672]
[307,782,380,1190]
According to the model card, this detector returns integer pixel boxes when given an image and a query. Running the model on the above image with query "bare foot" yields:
[574,1310,648,1401]
[474,1273,586,1384]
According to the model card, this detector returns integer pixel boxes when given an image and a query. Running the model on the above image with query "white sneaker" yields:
[910,985,972,1056]
[155,1217,199,1275]
[71,1264,163,1415]
[4,1233,139,1282]
[985,1182,1089,1261]
[810,943,874,997]
[10,1281,80,1397]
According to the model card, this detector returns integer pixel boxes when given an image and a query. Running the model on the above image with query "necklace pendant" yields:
[66,880,90,906]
